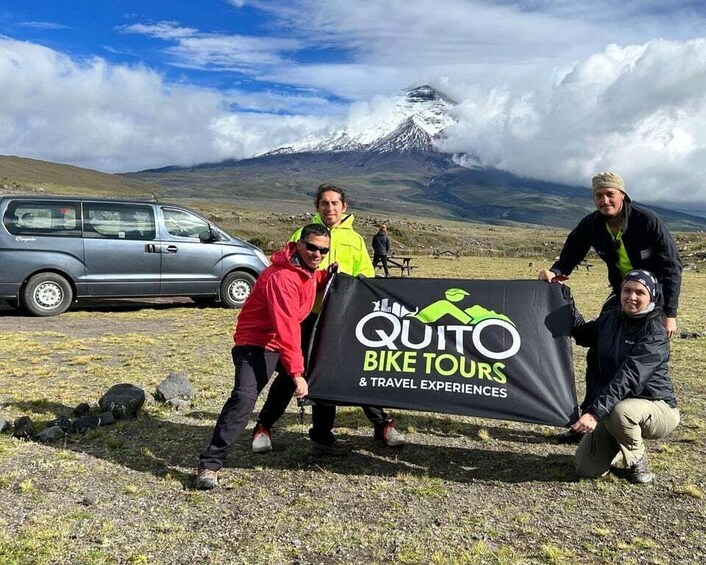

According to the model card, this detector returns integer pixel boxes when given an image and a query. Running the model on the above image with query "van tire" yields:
[23,273,73,316]
[220,271,256,309]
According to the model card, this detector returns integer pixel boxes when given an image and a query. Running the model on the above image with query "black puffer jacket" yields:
[550,202,682,317]
[372,232,390,255]
[571,305,677,421]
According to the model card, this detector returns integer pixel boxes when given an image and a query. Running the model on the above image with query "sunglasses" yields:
[302,241,330,255]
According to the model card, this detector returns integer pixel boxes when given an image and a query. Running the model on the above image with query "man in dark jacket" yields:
[538,171,682,335]
[538,171,682,443]
[372,224,391,277]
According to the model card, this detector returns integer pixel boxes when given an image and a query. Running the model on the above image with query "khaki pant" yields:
[575,399,680,478]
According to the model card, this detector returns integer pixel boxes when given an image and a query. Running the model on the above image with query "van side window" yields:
[3,200,81,237]
[162,208,209,239]
[82,203,156,240]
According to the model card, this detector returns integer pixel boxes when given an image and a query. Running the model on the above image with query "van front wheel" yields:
[23,273,73,316]
[220,271,256,309]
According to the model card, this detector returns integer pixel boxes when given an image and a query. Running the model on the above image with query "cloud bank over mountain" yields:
[2,1,706,212]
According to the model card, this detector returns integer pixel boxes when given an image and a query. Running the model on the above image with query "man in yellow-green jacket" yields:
[252,184,405,455]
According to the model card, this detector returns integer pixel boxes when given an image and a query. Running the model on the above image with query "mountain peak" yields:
[263,84,457,157]
[404,84,457,105]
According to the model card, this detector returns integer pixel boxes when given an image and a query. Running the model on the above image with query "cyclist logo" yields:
[409,288,513,326]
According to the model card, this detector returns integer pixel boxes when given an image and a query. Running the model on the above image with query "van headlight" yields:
[254,248,270,266]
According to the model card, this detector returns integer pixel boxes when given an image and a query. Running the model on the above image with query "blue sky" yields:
[2,1,706,212]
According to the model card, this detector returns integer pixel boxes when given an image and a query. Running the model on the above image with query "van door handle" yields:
[165,245,178,254]
[145,244,159,253]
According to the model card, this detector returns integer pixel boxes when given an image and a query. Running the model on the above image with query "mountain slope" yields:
[128,152,706,231]
[0,154,162,197]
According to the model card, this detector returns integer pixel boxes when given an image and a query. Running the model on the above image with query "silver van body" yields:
[0,196,269,315]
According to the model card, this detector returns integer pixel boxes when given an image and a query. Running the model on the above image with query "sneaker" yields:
[251,423,272,453]
[627,454,654,485]
[556,429,583,444]
[375,421,406,447]
[309,438,349,457]
[195,467,218,490]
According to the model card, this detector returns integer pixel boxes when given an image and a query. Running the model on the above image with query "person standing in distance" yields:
[195,224,332,490]
[252,184,405,456]
[372,224,391,277]
[538,171,682,443]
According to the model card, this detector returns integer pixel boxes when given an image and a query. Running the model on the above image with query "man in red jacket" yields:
[195,224,331,489]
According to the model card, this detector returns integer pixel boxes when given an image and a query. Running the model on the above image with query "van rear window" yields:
[3,200,81,237]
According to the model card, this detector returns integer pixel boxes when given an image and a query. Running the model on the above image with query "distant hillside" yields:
[128,151,706,232]
[0,154,163,198]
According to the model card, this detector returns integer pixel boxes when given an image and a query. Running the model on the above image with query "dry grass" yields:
[0,254,705,564]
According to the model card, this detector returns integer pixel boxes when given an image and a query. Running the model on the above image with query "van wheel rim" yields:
[228,281,250,301]
[35,282,63,309]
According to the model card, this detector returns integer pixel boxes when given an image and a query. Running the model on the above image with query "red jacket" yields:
[233,242,327,377]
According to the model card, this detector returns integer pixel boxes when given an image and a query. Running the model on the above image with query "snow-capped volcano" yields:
[266,85,457,155]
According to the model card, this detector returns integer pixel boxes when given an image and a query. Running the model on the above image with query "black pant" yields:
[256,315,317,429]
[199,346,279,471]
[373,253,389,277]
[256,314,390,445]
[309,404,389,445]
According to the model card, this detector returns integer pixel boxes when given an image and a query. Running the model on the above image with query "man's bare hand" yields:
[665,317,677,339]
[293,375,308,398]
[538,269,555,282]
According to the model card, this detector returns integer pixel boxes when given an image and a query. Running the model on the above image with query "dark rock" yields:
[72,416,102,433]
[13,416,34,440]
[52,416,74,433]
[0,417,11,433]
[680,332,703,339]
[72,411,117,433]
[73,402,91,416]
[36,425,67,442]
[97,411,115,426]
[155,373,193,402]
[98,384,145,419]
[81,494,98,506]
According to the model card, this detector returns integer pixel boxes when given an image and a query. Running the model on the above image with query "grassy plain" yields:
[0,255,705,564]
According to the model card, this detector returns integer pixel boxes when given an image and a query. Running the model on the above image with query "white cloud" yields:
[0,38,333,172]
[119,21,301,73]
[439,39,706,207]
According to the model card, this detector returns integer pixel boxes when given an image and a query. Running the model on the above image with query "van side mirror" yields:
[199,230,217,243]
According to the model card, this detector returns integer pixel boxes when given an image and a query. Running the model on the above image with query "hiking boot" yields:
[195,467,218,490]
[375,421,406,447]
[251,423,272,453]
[309,438,349,457]
[627,454,653,485]
[556,429,583,444]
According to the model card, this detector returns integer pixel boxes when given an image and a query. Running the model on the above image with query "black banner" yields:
[307,274,578,427]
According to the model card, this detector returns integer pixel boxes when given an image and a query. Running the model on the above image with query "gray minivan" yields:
[0,196,269,316]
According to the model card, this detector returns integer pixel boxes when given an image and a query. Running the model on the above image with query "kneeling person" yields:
[195,224,332,489]
[570,270,680,484]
